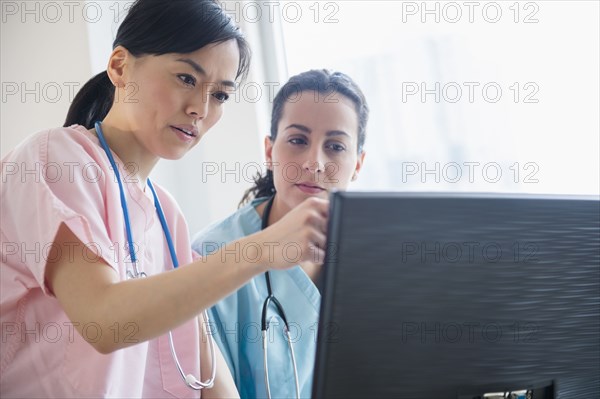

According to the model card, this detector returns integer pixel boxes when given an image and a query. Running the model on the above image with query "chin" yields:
[159,149,188,161]
[298,190,329,200]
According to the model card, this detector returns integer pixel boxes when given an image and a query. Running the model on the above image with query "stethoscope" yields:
[260,195,300,399]
[94,121,216,390]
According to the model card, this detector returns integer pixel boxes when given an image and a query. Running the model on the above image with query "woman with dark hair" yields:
[0,1,328,397]
[192,69,368,399]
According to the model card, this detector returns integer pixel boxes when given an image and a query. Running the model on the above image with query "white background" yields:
[2,1,599,234]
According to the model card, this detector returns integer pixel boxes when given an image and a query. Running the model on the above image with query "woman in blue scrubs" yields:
[192,69,368,398]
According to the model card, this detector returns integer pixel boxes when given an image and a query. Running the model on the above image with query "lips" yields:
[170,125,198,138]
[295,182,325,194]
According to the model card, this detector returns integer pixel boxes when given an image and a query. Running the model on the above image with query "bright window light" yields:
[279,0,599,195]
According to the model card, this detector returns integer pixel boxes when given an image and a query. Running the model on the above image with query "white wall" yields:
[1,0,271,234]
[1,0,92,153]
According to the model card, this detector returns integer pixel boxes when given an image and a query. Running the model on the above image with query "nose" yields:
[302,147,325,174]
[186,91,210,121]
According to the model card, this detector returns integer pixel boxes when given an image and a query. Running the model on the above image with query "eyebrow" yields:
[284,124,351,138]
[176,58,237,89]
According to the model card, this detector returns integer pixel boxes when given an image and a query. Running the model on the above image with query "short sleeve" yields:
[1,126,120,295]
[191,249,202,262]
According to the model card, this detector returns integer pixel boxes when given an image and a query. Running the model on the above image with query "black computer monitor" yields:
[312,192,600,399]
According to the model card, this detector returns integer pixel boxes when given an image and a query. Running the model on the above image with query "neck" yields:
[96,113,158,184]
[263,194,289,228]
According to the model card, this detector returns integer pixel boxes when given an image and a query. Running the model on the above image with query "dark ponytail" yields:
[64,0,251,129]
[239,69,369,207]
[64,71,114,129]
[241,169,276,206]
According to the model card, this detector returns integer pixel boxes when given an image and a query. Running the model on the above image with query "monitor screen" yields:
[313,192,600,399]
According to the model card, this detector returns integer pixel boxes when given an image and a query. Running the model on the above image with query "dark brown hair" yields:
[64,0,251,129]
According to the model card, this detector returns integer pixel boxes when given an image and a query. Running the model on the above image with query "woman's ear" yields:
[106,45,131,88]
[352,151,366,181]
[264,135,274,170]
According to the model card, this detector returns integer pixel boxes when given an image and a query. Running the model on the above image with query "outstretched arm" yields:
[45,197,329,354]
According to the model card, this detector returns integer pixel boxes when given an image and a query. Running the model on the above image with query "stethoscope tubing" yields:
[94,121,216,390]
[260,195,301,399]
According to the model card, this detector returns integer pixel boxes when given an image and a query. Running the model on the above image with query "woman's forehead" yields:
[280,91,358,129]
[160,41,240,80]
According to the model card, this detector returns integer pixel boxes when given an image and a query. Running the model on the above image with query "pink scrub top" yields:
[1,125,201,398]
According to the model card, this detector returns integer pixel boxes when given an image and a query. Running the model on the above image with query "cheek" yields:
[201,103,223,130]
[271,144,300,165]
[326,156,357,186]
[130,78,174,118]
[271,148,299,184]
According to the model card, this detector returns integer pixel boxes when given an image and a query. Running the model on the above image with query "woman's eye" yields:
[213,92,230,103]
[177,74,196,87]
[289,138,307,145]
[327,143,347,152]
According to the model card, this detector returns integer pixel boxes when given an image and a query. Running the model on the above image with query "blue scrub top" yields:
[192,198,321,399]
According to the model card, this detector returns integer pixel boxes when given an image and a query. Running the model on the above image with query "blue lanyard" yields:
[94,121,179,271]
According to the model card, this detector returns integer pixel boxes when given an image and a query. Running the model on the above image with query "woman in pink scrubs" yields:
[0,1,328,397]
